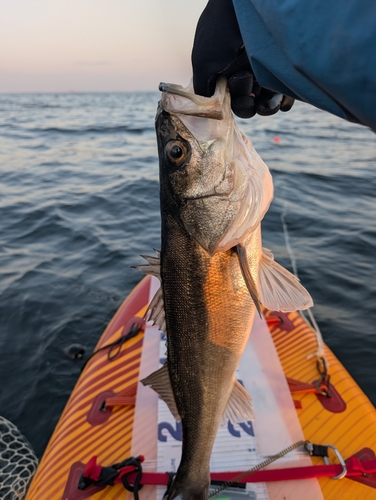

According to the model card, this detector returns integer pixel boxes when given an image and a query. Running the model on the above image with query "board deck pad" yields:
[25,274,376,500]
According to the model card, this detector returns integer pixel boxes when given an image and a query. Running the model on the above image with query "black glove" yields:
[191,0,294,118]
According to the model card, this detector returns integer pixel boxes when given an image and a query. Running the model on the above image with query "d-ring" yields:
[324,444,347,479]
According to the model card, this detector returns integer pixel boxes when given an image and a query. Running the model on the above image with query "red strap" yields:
[112,455,145,484]
[293,400,303,409]
[122,458,376,485]
[114,465,140,483]
[105,396,136,407]
[346,456,376,475]
[104,383,137,408]
[287,377,319,394]
[83,456,102,481]
[265,317,282,326]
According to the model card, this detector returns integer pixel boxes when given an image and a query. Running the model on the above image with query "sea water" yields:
[0,93,375,457]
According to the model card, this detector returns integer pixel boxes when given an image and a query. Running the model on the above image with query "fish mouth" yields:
[183,181,235,203]
[159,80,227,120]
[184,190,232,201]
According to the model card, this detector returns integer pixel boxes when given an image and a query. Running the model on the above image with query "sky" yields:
[0,0,208,93]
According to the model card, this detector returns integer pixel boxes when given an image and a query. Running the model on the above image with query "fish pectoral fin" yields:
[234,244,262,317]
[221,379,254,425]
[259,247,313,312]
[141,363,180,421]
[132,250,161,280]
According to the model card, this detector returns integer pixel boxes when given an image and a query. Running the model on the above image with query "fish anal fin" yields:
[141,363,180,421]
[221,379,254,425]
[235,244,262,317]
[259,248,313,312]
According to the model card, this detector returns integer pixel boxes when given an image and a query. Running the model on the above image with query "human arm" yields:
[192,0,376,131]
[192,0,294,119]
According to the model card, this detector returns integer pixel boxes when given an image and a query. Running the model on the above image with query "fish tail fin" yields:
[165,487,209,500]
[165,474,210,500]
[184,488,210,500]
[165,485,210,500]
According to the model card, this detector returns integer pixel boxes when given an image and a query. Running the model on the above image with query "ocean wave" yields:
[0,93,375,461]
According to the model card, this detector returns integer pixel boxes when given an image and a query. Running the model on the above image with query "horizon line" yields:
[0,89,161,95]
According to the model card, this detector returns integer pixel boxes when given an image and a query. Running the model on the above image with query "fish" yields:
[135,78,313,500]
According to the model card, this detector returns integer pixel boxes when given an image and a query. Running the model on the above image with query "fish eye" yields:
[170,145,183,158]
[165,140,189,167]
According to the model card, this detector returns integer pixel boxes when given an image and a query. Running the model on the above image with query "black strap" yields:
[305,442,329,457]
[121,457,143,500]
[81,322,143,372]
[78,465,119,490]
[78,455,144,497]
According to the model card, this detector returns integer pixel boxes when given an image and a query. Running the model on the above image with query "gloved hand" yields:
[191,0,294,118]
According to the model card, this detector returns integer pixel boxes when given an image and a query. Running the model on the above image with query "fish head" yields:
[156,101,236,254]
[156,79,274,255]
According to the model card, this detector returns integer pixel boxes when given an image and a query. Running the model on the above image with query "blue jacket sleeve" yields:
[233,0,376,131]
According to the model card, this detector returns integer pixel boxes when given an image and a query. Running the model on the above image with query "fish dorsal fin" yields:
[132,250,161,280]
[221,379,254,425]
[141,363,180,421]
[259,248,313,312]
[235,244,262,317]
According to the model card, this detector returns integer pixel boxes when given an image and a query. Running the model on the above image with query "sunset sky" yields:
[0,0,208,93]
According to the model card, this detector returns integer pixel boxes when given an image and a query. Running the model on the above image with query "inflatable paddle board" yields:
[26,275,376,500]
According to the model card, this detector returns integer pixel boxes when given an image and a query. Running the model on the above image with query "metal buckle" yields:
[324,444,347,479]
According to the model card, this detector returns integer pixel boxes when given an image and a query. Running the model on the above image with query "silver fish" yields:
[136,79,312,500]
